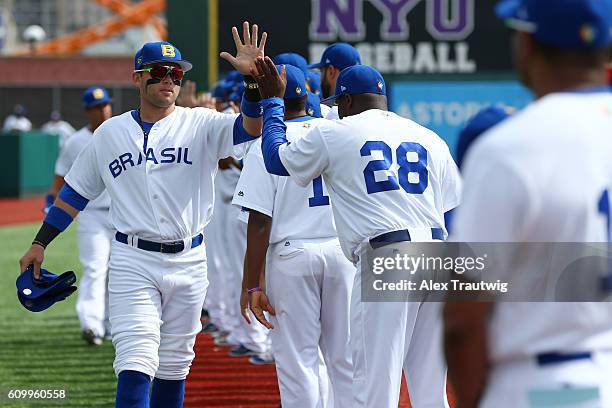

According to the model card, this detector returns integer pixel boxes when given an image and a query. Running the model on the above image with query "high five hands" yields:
[220,21,267,76]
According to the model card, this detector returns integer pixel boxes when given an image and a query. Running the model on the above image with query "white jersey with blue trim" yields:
[65,106,250,240]
[55,126,110,211]
[278,109,462,261]
[452,90,612,362]
[233,117,337,244]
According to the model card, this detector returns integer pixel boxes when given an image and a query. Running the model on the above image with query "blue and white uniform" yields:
[64,106,254,380]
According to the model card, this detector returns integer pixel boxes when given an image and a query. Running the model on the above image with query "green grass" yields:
[0,224,116,407]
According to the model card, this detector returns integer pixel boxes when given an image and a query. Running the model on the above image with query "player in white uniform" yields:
[250,59,461,407]
[233,64,354,407]
[19,26,266,408]
[51,87,113,345]
[308,43,361,121]
[42,111,76,150]
[446,1,612,407]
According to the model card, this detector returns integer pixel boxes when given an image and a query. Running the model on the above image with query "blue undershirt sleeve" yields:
[58,183,90,211]
[260,98,290,176]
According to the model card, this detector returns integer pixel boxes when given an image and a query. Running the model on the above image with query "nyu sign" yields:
[310,0,474,41]
[309,0,477,74]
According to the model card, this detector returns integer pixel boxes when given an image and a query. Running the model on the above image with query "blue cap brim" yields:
[320,93,340,103]
[307,62,325,69]
[85,99,112,109]
[494,0,537,32]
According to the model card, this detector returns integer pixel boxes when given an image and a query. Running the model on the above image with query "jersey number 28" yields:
[360,141,428,195]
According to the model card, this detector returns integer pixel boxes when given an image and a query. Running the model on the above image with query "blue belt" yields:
[115,231,203,254]
[536,352,592,366]
[370,228,444,248]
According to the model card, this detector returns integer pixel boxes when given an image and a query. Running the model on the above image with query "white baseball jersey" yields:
[278,109,462,261]
[42,120,76,149]
[233,117,337,244]
[453,90,612,362]
[65,107,250,240]
[55,126,110,210]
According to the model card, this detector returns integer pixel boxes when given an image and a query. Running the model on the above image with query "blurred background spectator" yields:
[41,110,75,149]
[3,103,31,133]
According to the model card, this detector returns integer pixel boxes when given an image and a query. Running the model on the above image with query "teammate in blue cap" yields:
[20,22,267,408]
[446,1,612,407]
[46,86,114,346]
[308,43,361,101]
[251,56,460,407]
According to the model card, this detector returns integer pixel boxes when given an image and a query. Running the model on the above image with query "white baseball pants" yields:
[75,208,113,338]
[352,258,450,408]
[480,351,612,408]
[266,237,355,408]
[108,239,208,380]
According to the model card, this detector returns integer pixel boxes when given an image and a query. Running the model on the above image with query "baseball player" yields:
[49,87,113,345]
[446,0,612,407]
[250,58,461,407]
[308,43,361,120]
[18,23,266,408]
[233,64,354,406]
[42,111,76,150]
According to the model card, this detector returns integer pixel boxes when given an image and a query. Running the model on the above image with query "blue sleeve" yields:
[58,183,90,211]
[261,98,290,176]
[444,209,455,235]
[232,115,258,146]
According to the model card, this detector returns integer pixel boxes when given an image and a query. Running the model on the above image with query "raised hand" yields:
[220,21,267,76]
[251,56,286,99]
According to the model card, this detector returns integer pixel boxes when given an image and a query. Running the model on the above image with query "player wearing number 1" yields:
[251,58,461,407]
[234,64,355,407]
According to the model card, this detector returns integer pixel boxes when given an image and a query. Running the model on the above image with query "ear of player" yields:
[16,265,78,312]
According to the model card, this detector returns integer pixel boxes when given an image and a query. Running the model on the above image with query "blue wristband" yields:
[241,98,263,118]
[44,206,73,232]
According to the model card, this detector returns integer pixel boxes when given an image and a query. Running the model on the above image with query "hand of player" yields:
[220,21,267,76]
[197,92,217,110]
[251,56,286,99]
[240,286,251,324]
[176,80,199,108]
[249,290,276,329]
[19,244,45,279]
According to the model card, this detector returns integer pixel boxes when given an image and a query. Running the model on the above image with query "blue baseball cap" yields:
[82,87,112,109]
[134,41,193,72]
[495,0,612,49]
[306,92,323,118]
[277,64,308,100]
[306,71,322,96]
[456,106,513,169]
[274,53,309,75]
[308,43,361,70]
[16,266,77,312]
[212,80,233,100]
[224,70,244,85]
[321,65,386,103]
